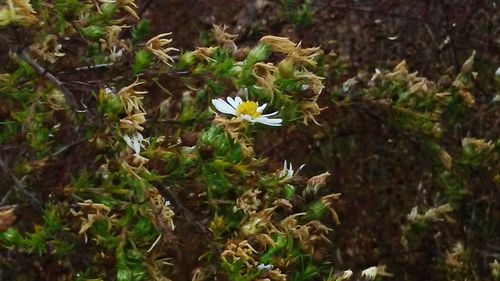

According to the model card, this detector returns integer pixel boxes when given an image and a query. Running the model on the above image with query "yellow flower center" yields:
[236,101,261,118]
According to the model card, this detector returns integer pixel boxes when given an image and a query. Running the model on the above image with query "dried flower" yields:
[99,0,139,19]
[117,79,147,114]
[0,208,16,231]
[29,34,65,63]
[439,149,452,170]
[0,0,37,26]
[213,24,237,53]
[120,113,147,131]
[305,171,331,195]
[235,189,262,215]
[146,33,179,66]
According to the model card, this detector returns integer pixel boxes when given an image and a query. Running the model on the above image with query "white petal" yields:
[254,117,282,126]
[226,96,238,108]
[261,111,279,117]
[133,137,141,154]
[212,99,237,115]
[123,135,133,149]
[135,132,144,142]
[297,164,306,173]
[234,96,243,105]
[257,103,267,112]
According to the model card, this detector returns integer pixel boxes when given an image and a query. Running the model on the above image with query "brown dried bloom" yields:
[294,69,325,96]
[221,240,258,269]
[304,171,331,195]
[439,149,453,170]
[258,268,287,281]
[100,25,129,56]
[241,207,279,237]
[193,47,218,62]
[385,60,409,82]
[260,35,322,67]
[213,115,254,156]
[213,24,237,53]
[445,242,465,268]
[71,200,118,236]
[0,208,16,231]
[280,213,331,255]
[462,137,493,152]
[29,34,65,63]
[146,33,179,66]
[99,0,139,19]
[458,89,475,107]
[260,36,297,53]
[321,193,342,225]
[252,62,278,97]
[121,153,149,177]
[0,0,37,26]
[408,203,453,222]
[150,188,175,231]
[120,113,147,131]
[235,189,262,215]
[300,101,324,126]
[117,78,147,114]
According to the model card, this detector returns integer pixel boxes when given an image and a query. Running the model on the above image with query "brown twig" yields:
[18,50,79,109]
[157,183,222,254]
[0,158,42,210]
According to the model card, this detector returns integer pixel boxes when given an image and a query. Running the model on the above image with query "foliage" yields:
[0,0,498,281]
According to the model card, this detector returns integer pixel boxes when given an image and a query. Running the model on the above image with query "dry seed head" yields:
[439,149,453,170]
[0,0,37,26]
[462,137,493,151]
[193,47,218,61]
[235,189,262,215]
[461,50,476,73]
[260,35,297,53]
[458,89,475,107]
[213,24,237,53]
[29,34,65,63]
[117,79,147,114]
[120,113,147,131]
[0,208,16,231]
[99,0,139,19]
[146,33,179,66]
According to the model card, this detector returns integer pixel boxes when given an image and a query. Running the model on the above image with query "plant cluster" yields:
[0,0,498,281]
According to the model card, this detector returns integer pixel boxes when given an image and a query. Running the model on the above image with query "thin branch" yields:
[157,183,222,254]
[325,4,439,26]
[18,50,79,109]
[138,0,155,18]
[0,158,42,210]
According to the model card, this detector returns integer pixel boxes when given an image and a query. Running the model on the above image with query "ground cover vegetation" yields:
[0,0,498,280]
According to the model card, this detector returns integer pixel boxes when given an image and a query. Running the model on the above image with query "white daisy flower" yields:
[123,132,146,154]
[338,270,353,280]
[211,96,282,126]
[361,266,378,280]
[257,263,274,270]
[280,160,305,180]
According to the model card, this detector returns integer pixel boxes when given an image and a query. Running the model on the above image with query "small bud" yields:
[461,50,476,73]
[278,57,294,78]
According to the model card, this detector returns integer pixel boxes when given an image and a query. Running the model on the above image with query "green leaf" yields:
[132,50,153,75]
[82,26,106,40]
